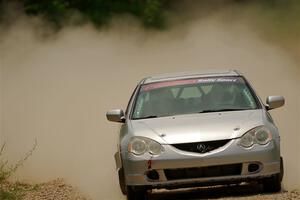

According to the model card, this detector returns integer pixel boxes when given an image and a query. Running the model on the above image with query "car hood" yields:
[130,109,264,144]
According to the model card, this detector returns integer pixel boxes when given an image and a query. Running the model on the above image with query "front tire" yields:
[118,168,127,195]
[263,157,283,193]
[263,173,281,193]
[126,186,148,200]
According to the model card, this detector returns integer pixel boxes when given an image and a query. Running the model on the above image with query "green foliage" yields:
[20,0,168,28]
[0,141,37,183]
[143,0,165,28]
[0,190,16,200]
[2,0,300,30]
[0,182,36,200]
[0,141,37,200]
[0,0,4,21]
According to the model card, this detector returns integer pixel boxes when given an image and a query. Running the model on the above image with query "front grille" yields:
[164,164,242,180]
[171,139,230,154]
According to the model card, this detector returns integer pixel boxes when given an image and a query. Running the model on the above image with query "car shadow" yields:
[148,183,266,200]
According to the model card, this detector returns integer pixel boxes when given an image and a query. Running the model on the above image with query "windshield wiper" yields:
[133,115,158,120]
[198,108,248,113]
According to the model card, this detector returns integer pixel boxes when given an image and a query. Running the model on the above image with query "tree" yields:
[21,0,167,28]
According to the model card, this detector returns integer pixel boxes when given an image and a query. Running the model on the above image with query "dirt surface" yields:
[1,179,89,200]
[2,180,300,199]
[23,179,89,200]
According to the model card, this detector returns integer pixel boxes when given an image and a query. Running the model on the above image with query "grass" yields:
[0,140,37,200]
[0,191,16,200]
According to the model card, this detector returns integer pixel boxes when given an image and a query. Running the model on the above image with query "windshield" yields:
[132,76,259,119]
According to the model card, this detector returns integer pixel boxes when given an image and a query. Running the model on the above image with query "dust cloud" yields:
[0,5,299,200]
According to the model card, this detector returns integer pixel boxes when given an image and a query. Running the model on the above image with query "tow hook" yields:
[147,158,152,169]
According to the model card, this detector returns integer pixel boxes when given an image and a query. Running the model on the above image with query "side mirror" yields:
[266,96,285,110]
[106,109,125,123]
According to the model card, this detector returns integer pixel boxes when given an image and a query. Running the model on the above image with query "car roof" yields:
[142,69,242,84]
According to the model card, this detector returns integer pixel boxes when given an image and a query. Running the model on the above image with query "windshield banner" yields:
[141,77,242,91]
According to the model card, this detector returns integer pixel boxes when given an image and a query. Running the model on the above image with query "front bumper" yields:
[122,138,281,188]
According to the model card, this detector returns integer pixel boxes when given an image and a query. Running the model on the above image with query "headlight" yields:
[239,126,272,148]
[255,127,272,145]
[128,137,163,156]
[239,132,254,148]
[129,138,147,155]
[148,140,163,155]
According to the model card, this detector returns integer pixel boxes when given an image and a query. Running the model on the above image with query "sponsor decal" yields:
[141,77,242,91]
[197,78,238,83]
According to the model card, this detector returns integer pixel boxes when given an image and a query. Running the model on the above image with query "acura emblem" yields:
[196,143,206,153]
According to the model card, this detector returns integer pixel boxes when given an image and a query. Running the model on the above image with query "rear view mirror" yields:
[266,96,285,110]
[106,109,125,123]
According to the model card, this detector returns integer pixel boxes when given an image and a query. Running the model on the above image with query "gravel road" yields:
[14,180,300,200]
[13,179,89,200]
[149,183,300,200]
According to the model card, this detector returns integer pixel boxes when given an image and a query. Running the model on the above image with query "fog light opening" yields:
[146,170,160,181]
[248,163,260,173]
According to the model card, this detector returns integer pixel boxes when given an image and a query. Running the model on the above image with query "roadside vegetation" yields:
[0,0,299,59]
[0,0,168,28]
[0,141,37,200]
[0,0,299,30]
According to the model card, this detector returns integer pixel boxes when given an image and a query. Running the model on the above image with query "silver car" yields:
[107,70,285,200]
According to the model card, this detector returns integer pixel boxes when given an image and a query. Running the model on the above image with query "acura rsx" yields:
[106,70,285,200]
